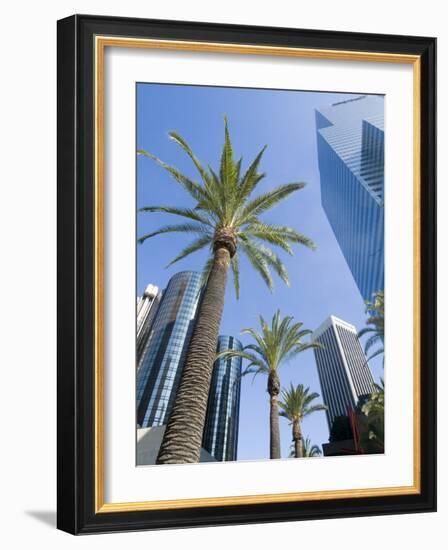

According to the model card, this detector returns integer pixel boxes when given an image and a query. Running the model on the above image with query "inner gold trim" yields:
[94,35,421,514]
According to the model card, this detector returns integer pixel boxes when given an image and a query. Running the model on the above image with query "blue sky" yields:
[136,83,383,461]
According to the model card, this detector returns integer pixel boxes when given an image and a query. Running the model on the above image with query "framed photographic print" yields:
[57,14,436,534]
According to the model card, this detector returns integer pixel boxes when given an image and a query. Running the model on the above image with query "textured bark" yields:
[213,227,237,257]
[268,371,281,460]
[293,420,303,458]
[156,247,231,464]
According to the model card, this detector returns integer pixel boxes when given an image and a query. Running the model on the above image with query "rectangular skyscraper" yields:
[136,284,162,366]
[313,316,376,431]
[316,95,384,302]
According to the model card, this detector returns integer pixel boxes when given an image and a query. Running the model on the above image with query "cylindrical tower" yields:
[136,271,202,427]
[202,336,242,461]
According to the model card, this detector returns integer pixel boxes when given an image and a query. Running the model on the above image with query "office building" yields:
[316,95,384,302]
[136,271,202,427]
[136,284,162,366]
[313,315,376,431]
[202,336,243,462]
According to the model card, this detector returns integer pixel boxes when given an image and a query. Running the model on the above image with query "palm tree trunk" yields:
[293,420,303,458]
[156,247,230,464]
[268,372,281,459]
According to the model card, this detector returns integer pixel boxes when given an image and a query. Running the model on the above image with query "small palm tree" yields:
[289,437,322,458]
[302,437,322,457]
[358,290,384,361]
[138,119,315,464]
[279,384,326,458]
[361,378,385,451]
[219,311,318,459]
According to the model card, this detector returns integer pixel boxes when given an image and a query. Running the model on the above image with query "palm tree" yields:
[218,311,319,459]
[302,437,322,457]
[361,378,385,452]
[358,290,384,361]
[138,119,315,464]
[289,437,322,458]
[279,384,326,458]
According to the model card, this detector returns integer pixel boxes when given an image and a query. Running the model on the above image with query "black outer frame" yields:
[57,14,436,535]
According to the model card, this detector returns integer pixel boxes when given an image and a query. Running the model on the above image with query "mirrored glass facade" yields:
[316,95,384,302]
[202,336,242,462]
[136,284,162,367]
[313,316,376,430]
[136,271,202,427]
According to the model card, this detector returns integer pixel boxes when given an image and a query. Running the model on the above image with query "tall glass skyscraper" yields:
[312,315,376,431]
[136,284,162,366]
[202,336,242,462]
[136,271,202,427]
[316,95,384,302]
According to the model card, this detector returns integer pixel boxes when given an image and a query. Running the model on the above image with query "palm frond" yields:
[303,404,327,416]
[366,347,385,362]
[216,349,266,371]
[234,156,243,186]
[168,131,210,185]
[358,290,385,361]
[166,235,212,267]
[242,226,293,255]
[358,326,376,338]
[138,205,213,226]
[237,145,267,202]
[259,245,290,285]
[239,237,274,290]
[219,117,237,190]
[242,223,316,252]
[199,255,215,291]
[364,333,382,354]
[137,223,210,244]
[241,335,268,361]
[242,365,271,384]
[201,166,226,222]
[137,149,208,204]
[283,341,321,363]
[237,182,306,224]
[231,253,240,299]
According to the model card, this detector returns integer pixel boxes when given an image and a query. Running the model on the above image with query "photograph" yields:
[135,83,385,466]
[53,13,436,534]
